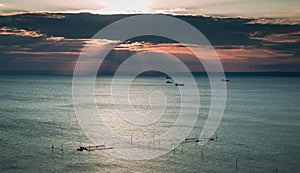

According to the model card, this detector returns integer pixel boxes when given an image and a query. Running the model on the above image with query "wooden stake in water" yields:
[235,158,238,169]
[61,145,64,156]
[51,145,54,153]
[131,133,133,145]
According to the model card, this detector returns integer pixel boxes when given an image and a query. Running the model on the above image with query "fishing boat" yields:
[221,79,230,82]
[175,83,184,86]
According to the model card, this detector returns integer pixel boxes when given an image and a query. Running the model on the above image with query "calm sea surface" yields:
[0,75,299,172]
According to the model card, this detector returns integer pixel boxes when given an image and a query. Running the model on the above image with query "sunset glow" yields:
[102,0,150,14]
[1,0,300,17]
[0,1,300,173]
[0,1,299,73]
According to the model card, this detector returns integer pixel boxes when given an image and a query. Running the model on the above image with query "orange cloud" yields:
[215,46,293,60]
[247,18,300,25]
[6,51,80,56]
[250,31,300,43]
[0,27,44,37]
[45,36,65,41]
[114,42,293,60]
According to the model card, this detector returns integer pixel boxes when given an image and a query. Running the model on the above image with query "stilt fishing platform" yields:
[77,144,114,152]
[184,134,218,143]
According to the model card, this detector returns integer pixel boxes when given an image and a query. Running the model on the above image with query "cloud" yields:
[247,18,300,25]
[115,42,294,58]
[1,0,300,18]
[0,27,44,37]
[0,0,103,14]
[217,45,293,58]
[5,51,80,56]
[250,31,300,43]
[111,41,296,72]
[45,36,65,41]
[0,13,299,74]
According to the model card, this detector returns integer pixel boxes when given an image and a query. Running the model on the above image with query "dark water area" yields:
[0,75,299,172]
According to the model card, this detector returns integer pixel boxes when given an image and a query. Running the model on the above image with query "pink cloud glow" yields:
[250,31,300,43]
[114,42,293,60]
[0,27,44,37]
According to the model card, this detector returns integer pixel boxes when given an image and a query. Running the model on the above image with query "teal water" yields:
[0,76,299,172]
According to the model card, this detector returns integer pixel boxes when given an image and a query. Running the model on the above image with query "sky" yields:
[1,0,300,18]
[0,1,299,74]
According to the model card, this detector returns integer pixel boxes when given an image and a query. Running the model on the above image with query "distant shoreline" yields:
[0,71,300,77]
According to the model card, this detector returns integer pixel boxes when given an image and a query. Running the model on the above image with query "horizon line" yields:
[1,71,300,77]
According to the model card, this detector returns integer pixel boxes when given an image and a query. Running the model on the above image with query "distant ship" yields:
[166,80,173,83]
[221,79,230,82]
[165,76,172,79]
[175,83,184,86]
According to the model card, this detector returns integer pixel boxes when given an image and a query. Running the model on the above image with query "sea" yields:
[0,74,299,173]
